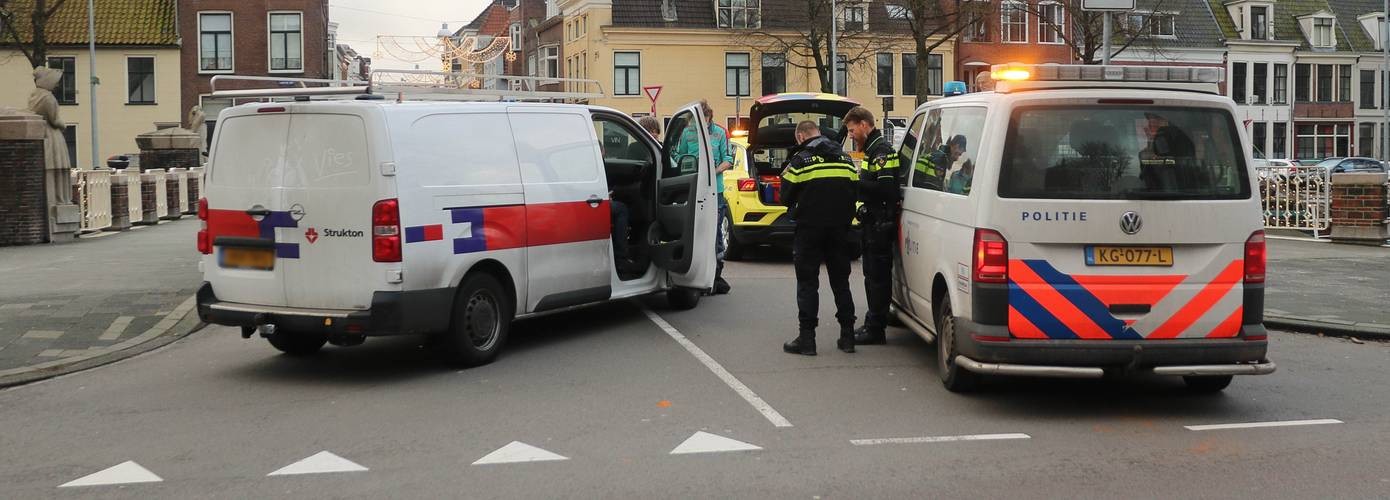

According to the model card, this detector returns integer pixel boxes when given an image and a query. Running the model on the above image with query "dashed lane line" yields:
[850,433,1033,446]
[1184,418,1344,431]
[640,306,794,428]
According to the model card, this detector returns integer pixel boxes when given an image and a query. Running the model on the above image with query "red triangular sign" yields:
[643,86,662,102]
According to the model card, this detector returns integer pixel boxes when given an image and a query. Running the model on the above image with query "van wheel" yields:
[936,298,980,392]
[667,287,701,310]
[1183,375,1233,393]
[722,212,746,261]
[439,273,512,367]
[267,331,327,356]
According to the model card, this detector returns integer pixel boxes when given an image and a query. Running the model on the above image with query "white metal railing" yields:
[72,170,112,232]
[171,168,191,214]
[118,169,142,224]
[146,169,169,219]
[1257,165,1331,237]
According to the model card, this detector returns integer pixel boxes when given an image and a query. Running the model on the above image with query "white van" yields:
[893,65,1276,392]
[195,99,718,366]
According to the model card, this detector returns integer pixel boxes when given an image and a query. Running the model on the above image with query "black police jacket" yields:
[780,136,858,227]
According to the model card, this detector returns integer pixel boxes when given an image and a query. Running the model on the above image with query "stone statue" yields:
[187,105,207,156]
[28,66,73,205]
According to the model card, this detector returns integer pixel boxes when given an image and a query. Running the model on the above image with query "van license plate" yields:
[1086,246,1173,266]
[221,247,275,270]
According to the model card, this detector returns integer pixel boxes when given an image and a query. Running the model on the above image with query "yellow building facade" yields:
[0,48,183,167]
[558,0,954,130]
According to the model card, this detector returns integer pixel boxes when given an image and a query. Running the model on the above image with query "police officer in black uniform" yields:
[844,107,902,345]
[781,121,859,356]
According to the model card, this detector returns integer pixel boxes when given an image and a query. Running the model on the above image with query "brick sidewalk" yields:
[0,220,200,374]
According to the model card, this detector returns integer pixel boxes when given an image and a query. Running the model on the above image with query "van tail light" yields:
[973,229,1008,284]
[197,198,211,254]
[738,179,757,191]
[1244,231,1266,284]
[372,199,402,262]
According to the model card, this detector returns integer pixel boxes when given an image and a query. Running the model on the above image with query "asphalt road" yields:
[2,255,1389,498]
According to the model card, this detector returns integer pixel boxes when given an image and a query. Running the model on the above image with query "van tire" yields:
[439,273,512,368]
[667,287,701,310]
[1182,375,1233,393]
[936,297,980,392]
[267,332,328,356]
[722,212,746,261]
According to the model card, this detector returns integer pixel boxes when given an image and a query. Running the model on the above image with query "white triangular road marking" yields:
[267,451,368,476]
[669,431,762,455]
[59,461,163,488]
[472,441,569,465]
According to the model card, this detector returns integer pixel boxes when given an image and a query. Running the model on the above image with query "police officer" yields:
[781,121,859,356]
[843,107,902,345]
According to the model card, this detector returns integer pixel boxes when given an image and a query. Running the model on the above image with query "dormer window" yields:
[1128,12,1176,38]
[716,0,761,29]
[1251,6,1268,40]
[1313,17,1334,47]
[840,3,868,31]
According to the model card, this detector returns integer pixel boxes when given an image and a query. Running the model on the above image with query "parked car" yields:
[1315,157,1387,173]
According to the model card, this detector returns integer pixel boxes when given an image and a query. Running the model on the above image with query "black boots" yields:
[783,337,816,356]
[837,327,856,353]
[853,326,887,345]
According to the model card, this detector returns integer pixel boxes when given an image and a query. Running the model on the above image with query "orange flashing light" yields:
[992,67,1032,81]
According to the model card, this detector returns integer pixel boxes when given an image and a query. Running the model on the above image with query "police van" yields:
[195,88,718,366]
[892,64,1275,392]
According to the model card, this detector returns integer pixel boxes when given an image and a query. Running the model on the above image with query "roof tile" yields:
[3,0,177,46]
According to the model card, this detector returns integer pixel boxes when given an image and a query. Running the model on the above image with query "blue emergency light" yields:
[943,81,968,96]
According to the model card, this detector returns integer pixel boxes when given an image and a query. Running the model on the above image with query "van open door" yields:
[649,104,717,290]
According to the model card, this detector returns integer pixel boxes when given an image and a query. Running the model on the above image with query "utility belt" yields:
[857,203,899,234]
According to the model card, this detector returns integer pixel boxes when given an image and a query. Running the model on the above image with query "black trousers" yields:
[793,224,856,338]
[861,216,896,333]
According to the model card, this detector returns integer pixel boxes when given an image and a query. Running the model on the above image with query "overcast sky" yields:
[331,0,492,70]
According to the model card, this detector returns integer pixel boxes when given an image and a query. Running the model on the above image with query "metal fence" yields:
[1256,165,1331,237]
[72,170,112,232]
[116,169,143,224]
[146,169,169,219]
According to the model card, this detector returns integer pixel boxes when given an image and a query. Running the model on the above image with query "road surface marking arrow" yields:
[669,431,762,455]
[59,461,163,487]
[472,441,569,465]
[267,451,368,476]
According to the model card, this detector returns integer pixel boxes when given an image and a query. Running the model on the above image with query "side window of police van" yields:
[895,112,927,188]
[935,107,987,196]
[663,111,702,177]
[510,112,602,184]
[910,109,944,191]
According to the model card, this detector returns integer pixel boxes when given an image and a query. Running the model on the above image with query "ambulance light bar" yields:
[990,64,1224,85]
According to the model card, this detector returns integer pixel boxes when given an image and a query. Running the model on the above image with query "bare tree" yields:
[737,0,902,94]
[1018,0,1170,64]
[0,0,72,67]
[897,0,977,105]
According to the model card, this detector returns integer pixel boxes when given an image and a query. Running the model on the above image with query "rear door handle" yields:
[245,208,271,217]
[587,195,603,208]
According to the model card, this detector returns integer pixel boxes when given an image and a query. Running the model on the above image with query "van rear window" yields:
[999,106,1250,200]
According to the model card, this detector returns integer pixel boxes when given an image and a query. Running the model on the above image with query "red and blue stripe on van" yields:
[1007,259,1243,340]
[404,201,610,254]
[205,209,301,258]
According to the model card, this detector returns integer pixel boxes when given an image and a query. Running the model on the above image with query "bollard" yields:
[137,171,161,225]
[107,171,132,231]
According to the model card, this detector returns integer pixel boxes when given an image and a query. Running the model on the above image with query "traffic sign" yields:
[1082,0,1134,11]
[643,85,663,114]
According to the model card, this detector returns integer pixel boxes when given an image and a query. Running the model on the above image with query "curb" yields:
[0,296,205,389]
[1266,313,1390,341]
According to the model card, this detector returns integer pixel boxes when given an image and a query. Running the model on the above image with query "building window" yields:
[613,51,640,96]
[842,5,866,31]
[1252,63,1267,105]
[1273,122,1287,158]
[1252,122,1267,157]
[510,23,522,51]
[268,13,303,72]
[876,53,894,96]
[1359,123,1376,156]
[1274,64,1288,104]
[1001,1,1028,42]
[726,52,751,97]
[1295,64,1310,102]
[541,45,559,78]
[1295,123,1350,160]
[901,53,917,96]
[528,53,537,77]
[1038,2,1064,44]
[1251,6,1267,39]
[928,54,943,95]
[835,54,848,96]
[1313,17,1334,47]
[1232,62,1247,104]
[126,57,155,104]
[963,2,990,42]
[62,125,77,167]
[46,57,76,105]
[1130,12,1175,37]
[716,0,761,29]
[1339,64,1351,102]
[1362,70,1376,109]
[761,53,786,95]
[199,13,233,72]
[1316,64,1332,102]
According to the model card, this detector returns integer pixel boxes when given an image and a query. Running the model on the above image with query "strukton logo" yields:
[305,228,319,244]
[324,229,366,238]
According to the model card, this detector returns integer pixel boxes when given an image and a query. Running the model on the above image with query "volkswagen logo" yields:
[1119,211,1143,235]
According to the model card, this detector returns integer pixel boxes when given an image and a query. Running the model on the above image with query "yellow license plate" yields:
[1086,246,1174,266]
[221,247,275,270]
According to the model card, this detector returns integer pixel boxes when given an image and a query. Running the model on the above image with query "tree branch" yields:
[0,6,34,64]
[44,0,67,18]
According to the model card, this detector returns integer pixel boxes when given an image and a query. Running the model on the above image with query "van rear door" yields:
[652,103,717,290]
[279,111,382,310]
[993,102,1258,340]
[203,110,291,307]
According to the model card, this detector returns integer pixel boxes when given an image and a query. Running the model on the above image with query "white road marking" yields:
[472,441,569,465]
[640,306,793,428]
[59,461,163,487]
[267,451,369,476]
[850,433,1032,446]
[1185,419,1343,431]
[99,316,136,341]
[670,431,762,455]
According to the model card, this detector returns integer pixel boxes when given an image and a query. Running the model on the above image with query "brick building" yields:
[954,0,1074,90]
[177,0,331,140]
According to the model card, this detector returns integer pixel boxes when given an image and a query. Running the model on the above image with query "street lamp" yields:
[829,0,837,94]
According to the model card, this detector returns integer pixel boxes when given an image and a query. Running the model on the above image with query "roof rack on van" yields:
[988,63,1224,95]
[209,70,605,102]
